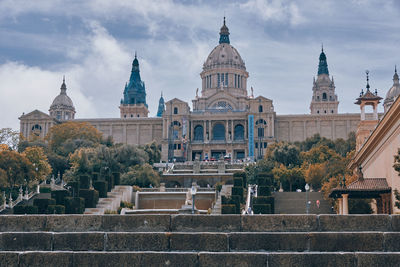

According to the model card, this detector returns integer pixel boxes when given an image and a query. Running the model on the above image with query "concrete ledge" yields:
[309,232,383,252]
[0,216,46,232]
[241,215,318,232]
[53,232,104,251]
[101,215,171,232]
[319,215,391,232]
[45,215,102,232]
[390,215,400,231]
[198,252,268,266]
[0,252,19,267]
[229,233,308,252]
[268,252,356,267]
[106,233,169,251]
[171,215,241,232]
[383,233,400,251]
[19,252,73,267]
[0,233,52,251]
[170,233,228,252]
[357,252,400,267]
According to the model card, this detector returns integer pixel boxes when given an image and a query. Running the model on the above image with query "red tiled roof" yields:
[346,178,390,191]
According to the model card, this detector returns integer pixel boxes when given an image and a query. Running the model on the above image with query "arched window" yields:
[172,121,181,127]
[322,93,327,100]
[234,124,244,140]
[258,105,263,113]
[31,124,42,136]
[212,123,225,140]
[174,107,178,114]
[194,125,204,141]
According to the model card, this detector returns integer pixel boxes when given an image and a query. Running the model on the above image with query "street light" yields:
[305,183,310,214]
[191,185,197,214]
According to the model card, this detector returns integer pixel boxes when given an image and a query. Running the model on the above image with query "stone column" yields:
[373,104,378,120]
[136,124,140,144]
[342,194,349,215]
[225,120,229,141]
[204,120,207,143]
[230,120,234,142]
[338,198,343,215]
[360,105,365,120]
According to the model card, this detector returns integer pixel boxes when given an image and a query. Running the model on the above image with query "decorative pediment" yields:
[205,91,240,110]
[19,109,53,121]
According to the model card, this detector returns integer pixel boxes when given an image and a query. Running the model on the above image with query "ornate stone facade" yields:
[19,19,399,162]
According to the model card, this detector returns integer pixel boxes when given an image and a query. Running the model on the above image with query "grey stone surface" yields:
[0,252,19,267]
[309,232,383,252]
[170,233,228,252]
[106,233,169,251]
[268,252,356,267]
[383,233,400,251]
[199,252,268,267]
[241,215,318,232]
[102,215,170,232]
[0,232,52,251]
[171,215,241,232]
[46,215,102,232]
[19,252,73,267]
[357,252,400,267]
[389,215,400,231]
[53,232,104,251]
[0,215,46,231]
[229,233,308,252]
[319,215,390,232]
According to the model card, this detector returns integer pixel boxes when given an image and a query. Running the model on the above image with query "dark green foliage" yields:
[47,205,65,214]
[92,172,99,181]
[105,174,114,191]
[233,178,243,187]
[33,198,56,214]
[258,186,271,197]
[39,187,51,193]
[51,190,69,205]
[93,180,108,198]
[112,172,120,186]
[349,199,372,214]
[253,204,271,214]
[222,195,240,213]
[13,205,38,214]
[232,187,244,201]
[221,204,237,214]
[67,181,80,197]
[79,189,99,208]
[233,172,247,186]
[395,190,400,209]
[64,197,85,214]
[79,175,90,189]
[254,196,274,213]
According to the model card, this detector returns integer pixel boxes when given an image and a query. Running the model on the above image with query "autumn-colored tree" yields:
[46,122,103,156]
[0,150,34,188]
[304,163,326,189]
[0,128,19,150]
[143,142,161,165]
[120,164,160,187]
[0,144,9,151]
[22,146,52,183]
[271,142,300,167]
[300,145,340,165]
[273,164,304,191]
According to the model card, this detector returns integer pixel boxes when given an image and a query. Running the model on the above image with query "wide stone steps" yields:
[1,215,400,266]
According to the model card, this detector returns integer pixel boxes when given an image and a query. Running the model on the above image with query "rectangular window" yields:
[174,144,177,150]
[178,144,181,150]
[217,73,220,88]
[264,142,267,148]
[225,73,228,86]
[234,74,237,88]
[255,142,258,148]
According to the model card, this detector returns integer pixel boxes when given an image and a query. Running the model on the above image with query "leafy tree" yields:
[273,164,304,191]
[0,150,34,188]
[120,164,160,187]
[22,146,52,183]
[143,142,161,165]
[300,145,340,165]
[18,138,48,153]
[394,148,400,174]
[270,142,300,167]
[304,163,326,189]
[0,128,19,150]
[47,152,70,178]
[46,122,102,156]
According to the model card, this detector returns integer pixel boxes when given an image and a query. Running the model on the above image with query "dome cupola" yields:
[49,76,76,120]
[384,66,400,112]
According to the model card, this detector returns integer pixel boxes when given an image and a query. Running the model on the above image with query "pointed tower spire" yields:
[317,46,329,75]
[393,65,399,84]
[366,70,370,91]
[60,75,67,95]
[156,91,165,117]
[219,17,230,44]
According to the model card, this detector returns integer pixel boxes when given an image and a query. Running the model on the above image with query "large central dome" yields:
[200,18,249,99]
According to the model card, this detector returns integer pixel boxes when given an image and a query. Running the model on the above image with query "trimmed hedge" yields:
[67,181,80,197]
[14,205,38,214]
[33,198,56,214]
[47,205,65,214]
[39,187,51,193]
[93,180,108,198]
[105,174,114,192]
[231,187,244,202]
[222,196,240,214]
[92,172,99,182]
[233,178,243,187]
[112,172,120,186]
[258,186,272,197]
[253,204,271,214]
[79,175,91,189]
[64,197,85,214]
[79,189,99,208]
[233,172,247,186]
[254,196,274,214]
[221,204,236,214]
[51,190,69,205]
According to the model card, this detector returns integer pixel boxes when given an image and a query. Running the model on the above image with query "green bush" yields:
[258,186,271,197]
[231,187,244,203]
[222,196,240,213]
[67,181,80,197]
[112,172,120,186]
[253,204,271,214]
[233,172,247,186]
[104,174,114,192]
[79,175,91,189]
[254,196,274,213]
[64,197,85,214]
[47,205,65,214]
[39,187,51,193]
[93,180,108,198]
[33,198,56,214]
[92,172,99,182]
[221,204,237,214]
[79,189,99,208]
[13,205,38,214]
[233,178,243,187]
[51,190,69,205]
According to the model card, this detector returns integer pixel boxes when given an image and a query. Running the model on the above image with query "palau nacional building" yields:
[19,19,399,163]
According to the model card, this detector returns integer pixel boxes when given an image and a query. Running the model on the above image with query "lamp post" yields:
[191,185,197,214]
[305,183,310,214]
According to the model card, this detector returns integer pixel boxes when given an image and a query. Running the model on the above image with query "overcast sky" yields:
[0,0,399,130]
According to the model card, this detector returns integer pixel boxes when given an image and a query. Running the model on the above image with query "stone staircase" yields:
[0,214,400,266]
[84,186,132,215]
[274,192,335,214]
